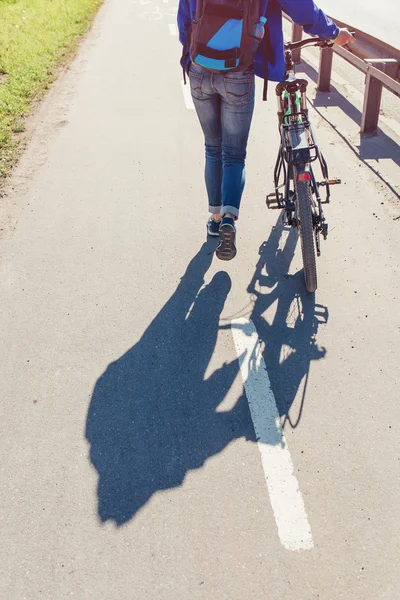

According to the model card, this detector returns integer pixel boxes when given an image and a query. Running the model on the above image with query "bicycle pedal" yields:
[266,193,284,209]
[318,179,341,187]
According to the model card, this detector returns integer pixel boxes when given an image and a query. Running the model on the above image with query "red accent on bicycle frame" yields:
[297,172,311,182]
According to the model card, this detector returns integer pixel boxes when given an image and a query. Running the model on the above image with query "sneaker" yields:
[216,217,237,261]
[207,216,221,237]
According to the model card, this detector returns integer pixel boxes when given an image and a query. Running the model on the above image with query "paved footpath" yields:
[1,1,400,598]
[321,0,398,48]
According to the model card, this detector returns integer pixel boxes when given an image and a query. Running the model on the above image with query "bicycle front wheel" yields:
[294,175,318,293]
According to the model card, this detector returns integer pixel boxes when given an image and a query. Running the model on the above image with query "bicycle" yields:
[266,36,345,293]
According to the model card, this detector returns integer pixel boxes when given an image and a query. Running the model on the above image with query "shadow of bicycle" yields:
[246,215,328,429]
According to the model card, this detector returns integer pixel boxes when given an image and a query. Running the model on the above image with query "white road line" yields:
[180,80,195,110]
[169,23,178,36]
[231,317,314,552]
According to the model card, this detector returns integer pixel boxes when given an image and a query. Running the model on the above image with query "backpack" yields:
[188,0,269,73]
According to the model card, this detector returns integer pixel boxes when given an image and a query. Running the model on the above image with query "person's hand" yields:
[333,28,356,46]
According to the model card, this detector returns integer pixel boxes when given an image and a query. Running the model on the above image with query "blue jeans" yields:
[189,63,255,219]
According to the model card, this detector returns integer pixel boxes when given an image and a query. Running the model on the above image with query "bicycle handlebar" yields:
[285,37,332,51]
[284,33,356,52]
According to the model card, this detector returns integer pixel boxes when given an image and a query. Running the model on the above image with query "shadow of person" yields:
[87,217,328,525]
[247,215,328,430]
[86,243,255,525]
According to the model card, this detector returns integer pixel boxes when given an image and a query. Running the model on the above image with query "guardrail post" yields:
[361,60,398,135]
[317,47,334,92]
[361,68,383,135]
[291,23,303,64]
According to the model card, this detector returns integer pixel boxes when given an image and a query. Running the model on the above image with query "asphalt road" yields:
[321,0,398,48]
[1,1,400,599]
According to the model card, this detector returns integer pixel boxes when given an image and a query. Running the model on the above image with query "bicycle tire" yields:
[294,175,318,293]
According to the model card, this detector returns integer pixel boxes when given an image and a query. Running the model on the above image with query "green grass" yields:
[0,0,103,183]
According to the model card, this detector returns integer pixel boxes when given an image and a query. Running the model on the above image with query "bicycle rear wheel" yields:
[294,175,318,292]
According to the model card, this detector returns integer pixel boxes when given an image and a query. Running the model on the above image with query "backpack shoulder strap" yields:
[259,0,272,101]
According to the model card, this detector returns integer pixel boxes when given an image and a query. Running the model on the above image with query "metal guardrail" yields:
[284,14,400,136]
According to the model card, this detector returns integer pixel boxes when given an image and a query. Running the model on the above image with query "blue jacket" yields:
[177,0,339,82]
